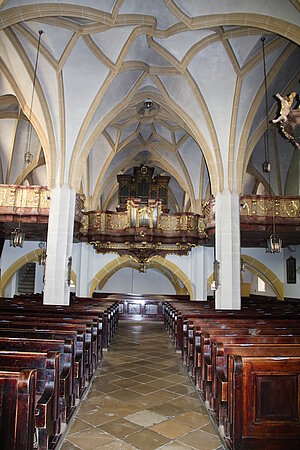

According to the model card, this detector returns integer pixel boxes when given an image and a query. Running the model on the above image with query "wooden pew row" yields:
[211,342,300,428]
[0,313,97,379]
[0,327,84,399]
[0,297,120,396]
[0,296,120,449]
[0,369,36,450]
[0,297,120,362]
[197,328,300,402]
[187,317,300,368]
[0,300,118,394]
[0,337,75,422]
[0,320,88,395]
[164,298,300,352]
[187,319,300,382]
[163,299,300,450]
[0,298,119,349]
[70,299,119,347]
[199,327,300,393]
[163,296,300,331]
[226,355,300,450]
[183,316,300,392]
[0,351,60,450]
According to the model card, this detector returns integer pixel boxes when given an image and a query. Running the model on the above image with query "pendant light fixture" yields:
[260,38,282,253]
[266,198,282,253]
[10,30,44,248]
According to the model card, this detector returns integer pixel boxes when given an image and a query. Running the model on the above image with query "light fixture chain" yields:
[25,30,43,161]
[261,37,270,163]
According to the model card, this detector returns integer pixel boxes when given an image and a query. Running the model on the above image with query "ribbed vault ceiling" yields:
[0,0,299,213]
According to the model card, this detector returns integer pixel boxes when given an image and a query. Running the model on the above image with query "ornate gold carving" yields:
[75,194,85,222]
[90,240,194,261]
[239,196,300,218]
[0,184,50,211]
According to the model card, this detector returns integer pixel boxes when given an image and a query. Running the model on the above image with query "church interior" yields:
[0,1,300,449]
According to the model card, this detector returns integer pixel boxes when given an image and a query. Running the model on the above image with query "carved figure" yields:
[272,92,296,123]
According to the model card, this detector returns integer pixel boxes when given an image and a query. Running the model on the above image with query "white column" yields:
[44,184,76,305]
[76,242,93,297]
[190,246,207,300]
[215,189,241,309]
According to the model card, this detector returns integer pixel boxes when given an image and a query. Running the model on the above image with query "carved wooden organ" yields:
[117,166,170,212]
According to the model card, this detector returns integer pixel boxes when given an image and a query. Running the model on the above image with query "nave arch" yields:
[89,255,193,299]
[0,249,76,296]
[207,254,284,301]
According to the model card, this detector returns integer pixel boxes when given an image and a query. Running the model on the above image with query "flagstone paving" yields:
[59,322,224,450]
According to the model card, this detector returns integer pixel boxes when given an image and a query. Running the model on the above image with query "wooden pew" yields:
[226,355,300,449]
[197,326,300,398]
[0,327,83,400]
[0,310,95,376]
[0,369,36,450]
[163,298,300,450]
[0,318,90,384]
[0,350,60,450]
[163,298,300,352]
[0,298,118,351]
[0,337,75,422]
[187,318,300,381]
[211,342,300,425]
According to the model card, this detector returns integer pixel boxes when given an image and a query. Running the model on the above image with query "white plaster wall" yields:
[166,254,192,279]
[4,272,17,297]
[98,267,175,295]
[242,247,284,283]
[241,247,300,299]
[1,240,40,274]
[34,263,44,294]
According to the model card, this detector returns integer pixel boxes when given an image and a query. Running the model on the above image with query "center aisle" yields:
[60,322,224,450]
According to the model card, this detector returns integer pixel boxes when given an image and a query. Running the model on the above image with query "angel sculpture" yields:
[272,92,296,123]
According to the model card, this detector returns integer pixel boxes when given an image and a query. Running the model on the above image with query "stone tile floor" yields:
[59,322,225,450]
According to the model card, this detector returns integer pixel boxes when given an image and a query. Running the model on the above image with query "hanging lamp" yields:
[260,37,282,253]
[266,199,282,253]
[10,30,44,248]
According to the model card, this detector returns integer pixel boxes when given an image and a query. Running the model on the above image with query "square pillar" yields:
[215,189,241,309]
[44,184,76,305]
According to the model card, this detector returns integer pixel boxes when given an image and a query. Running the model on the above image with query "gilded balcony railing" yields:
[202,195,299,229]
[0,184,50,215]
[1,186,298,245]
[239,195,299,219]
[80,211,206,235]
[0,184,84,222]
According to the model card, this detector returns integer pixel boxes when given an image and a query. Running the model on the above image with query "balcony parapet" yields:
[202,195,299,226]
[0,186,298,247]
[239,195,300,222]
[80,210,206,237]
[0,184,84,226]
[80,209,207,262]
[0,184,50,218]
